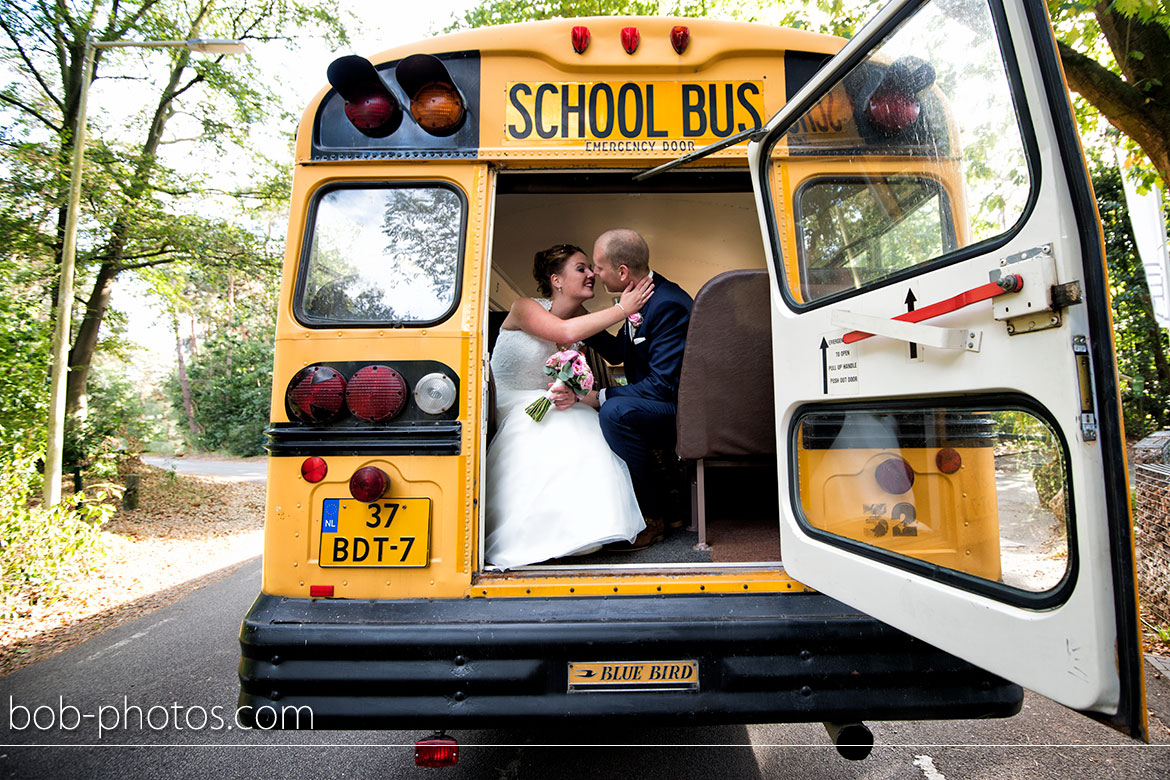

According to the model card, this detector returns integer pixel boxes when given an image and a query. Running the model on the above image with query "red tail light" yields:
[670,26,690,54]
[346,365,407,422]
[875,457,915,494]
[571,26,591,54]
[301,456,328,483]
[936,448,962,474]
[327,55,402,138]
[621,27,640,55]
[866,89,920,135]
[396,54,465,136]
[350,466,389,502]
[862,58,935,137]
[415,737,459,768]
[287,366,347,424]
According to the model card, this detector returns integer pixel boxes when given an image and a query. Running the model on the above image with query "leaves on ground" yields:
[0,466,263,677]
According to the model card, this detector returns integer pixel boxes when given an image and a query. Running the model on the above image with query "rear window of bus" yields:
[295,183,465,326]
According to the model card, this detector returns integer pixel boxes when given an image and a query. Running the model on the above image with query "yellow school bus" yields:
[239,0,1146,756]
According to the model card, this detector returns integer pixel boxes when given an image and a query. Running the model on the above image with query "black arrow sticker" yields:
[820,337,829,394]
[905,289,918,359]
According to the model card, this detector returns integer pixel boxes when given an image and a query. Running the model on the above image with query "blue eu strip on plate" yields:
[322,499,339,533]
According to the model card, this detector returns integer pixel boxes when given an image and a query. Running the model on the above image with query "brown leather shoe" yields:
[605,517,665,552]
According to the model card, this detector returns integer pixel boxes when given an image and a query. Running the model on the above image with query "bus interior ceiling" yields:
[485,170,783,570]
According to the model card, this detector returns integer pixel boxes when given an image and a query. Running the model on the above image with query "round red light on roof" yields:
[287,365,347,424]
[346,365,407,422]
[875,457,915,495]
[350,466,389,503]
[936,448,962,474]
[301,456,328,483]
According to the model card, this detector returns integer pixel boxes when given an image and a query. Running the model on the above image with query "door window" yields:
[769,0,1032,305]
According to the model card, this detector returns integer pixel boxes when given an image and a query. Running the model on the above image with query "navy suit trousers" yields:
[599,395,677,521]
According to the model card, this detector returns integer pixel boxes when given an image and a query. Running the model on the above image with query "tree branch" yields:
[0,92,62,132]
[0,15,64,110]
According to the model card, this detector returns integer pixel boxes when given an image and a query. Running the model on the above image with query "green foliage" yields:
[445,0,711,30]
[173,316,275,457]
[0,448,112,620]
[0,280,49,451]
[1092,156,1170,437]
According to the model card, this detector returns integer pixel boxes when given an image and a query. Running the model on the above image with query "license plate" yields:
[567,660,699,692]
[318,497,431,568]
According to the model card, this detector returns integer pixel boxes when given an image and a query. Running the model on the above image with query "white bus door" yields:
[749,0,1145,738]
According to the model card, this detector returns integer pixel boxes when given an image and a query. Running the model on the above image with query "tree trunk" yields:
[173,314,200,435]
[64,261,119,419]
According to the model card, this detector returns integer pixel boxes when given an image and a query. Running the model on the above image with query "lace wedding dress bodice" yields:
[484,298,642,569]
[490,299,580,392]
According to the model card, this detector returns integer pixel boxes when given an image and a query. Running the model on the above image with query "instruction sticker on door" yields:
[819,335,859,395]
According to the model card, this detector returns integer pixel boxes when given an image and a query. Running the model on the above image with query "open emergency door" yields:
[748,0,1146,738]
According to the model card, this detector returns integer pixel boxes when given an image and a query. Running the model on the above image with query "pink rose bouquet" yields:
[524,349,595,422]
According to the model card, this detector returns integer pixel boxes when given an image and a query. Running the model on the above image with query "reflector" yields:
[346,365,407,422]
[936,448,962,475]
[415,738,459,768]
[350,466,389,503]
[287,366,347,424]
[326,55,402,138]
[875,457,915,495]
[309,585,334,598]
[301,456,328,483]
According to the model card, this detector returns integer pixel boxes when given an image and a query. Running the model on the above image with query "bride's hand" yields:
[618,276,654,315]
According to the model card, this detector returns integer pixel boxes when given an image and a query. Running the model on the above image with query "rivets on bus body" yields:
[670,26,689,54]
[621,26,640,55]
[571,26,590,54]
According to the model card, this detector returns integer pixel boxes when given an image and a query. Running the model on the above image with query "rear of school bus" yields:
[238,17,1022,732]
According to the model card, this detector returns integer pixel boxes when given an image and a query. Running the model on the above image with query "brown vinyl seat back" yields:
[676,269,776,460]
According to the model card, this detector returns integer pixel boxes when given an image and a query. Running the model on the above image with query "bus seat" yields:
[676,269,776,548]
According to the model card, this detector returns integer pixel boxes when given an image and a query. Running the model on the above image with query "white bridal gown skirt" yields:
[484,389,645,569]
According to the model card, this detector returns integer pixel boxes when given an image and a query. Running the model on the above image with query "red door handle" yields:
[842,274,1022,344]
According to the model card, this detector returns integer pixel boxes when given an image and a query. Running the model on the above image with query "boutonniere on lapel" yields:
[626,312,646,344]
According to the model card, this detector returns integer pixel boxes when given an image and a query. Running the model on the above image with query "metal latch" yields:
[1072,335,1098,442]
[991,245,1079,335]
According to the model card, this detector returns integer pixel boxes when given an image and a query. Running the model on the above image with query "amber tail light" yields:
[395,53,466,136]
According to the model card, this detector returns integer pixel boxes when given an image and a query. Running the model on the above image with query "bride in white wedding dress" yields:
[484,244,653,569]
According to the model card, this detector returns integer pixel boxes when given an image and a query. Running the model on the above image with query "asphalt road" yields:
[141,455,266,483]
[1,557,1167,779]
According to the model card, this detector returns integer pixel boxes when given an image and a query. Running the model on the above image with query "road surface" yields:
[2,558,1167,778]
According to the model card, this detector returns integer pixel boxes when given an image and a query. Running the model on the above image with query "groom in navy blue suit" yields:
[577,229,693,550]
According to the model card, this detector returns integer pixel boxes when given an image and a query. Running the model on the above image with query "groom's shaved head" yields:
[596,229,649,276]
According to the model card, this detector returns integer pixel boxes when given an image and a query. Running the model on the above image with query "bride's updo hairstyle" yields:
[532,243,585,297]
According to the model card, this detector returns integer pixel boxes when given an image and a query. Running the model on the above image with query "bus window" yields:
[795,405,1071,600]
[768,0,1031,306]
[795,176,955,300]
[297,184,464,325]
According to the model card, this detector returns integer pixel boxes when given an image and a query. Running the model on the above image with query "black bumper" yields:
[238,591,1022,728]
